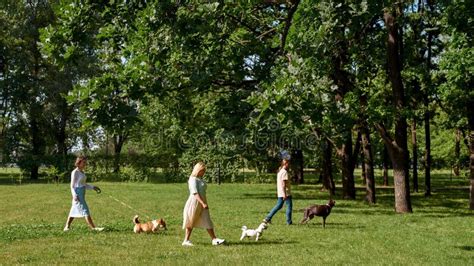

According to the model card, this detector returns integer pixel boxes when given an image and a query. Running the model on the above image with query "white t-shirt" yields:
[277,168,291,197]
[70,168,94,197]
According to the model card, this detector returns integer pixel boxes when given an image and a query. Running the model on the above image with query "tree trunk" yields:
[337,131,361,199]
[29,111,42,180]
[30,164,39,180]
[104,133,109,173]
[29,118,39,180]
[454,128,461,176]
[361,124,376,204]
[424,107,431,196]
[389,144,412,213]
[327,24,357,199]
[470,130,474,210]
[339,135,356,199]
[461,129,471,150]
[322,139,335,197]
[113,134,126,173]
[381,9,412,213]
[0,55,9,150]
[55,101,71,173]
[424,27,433,197]
[468,100,474,210]
[383,145,390,186]
[361,150,367,185]
[29,23,43,180]
[411,120,419,192]
[291,149,304,184]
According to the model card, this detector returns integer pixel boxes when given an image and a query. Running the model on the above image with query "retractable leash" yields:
[99,190,152,221]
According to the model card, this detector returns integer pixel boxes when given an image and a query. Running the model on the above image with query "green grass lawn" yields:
[0,169,472,265]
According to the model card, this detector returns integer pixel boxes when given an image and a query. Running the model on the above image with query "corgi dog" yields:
[133,215,166,233]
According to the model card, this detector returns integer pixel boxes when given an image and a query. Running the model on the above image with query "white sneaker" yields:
[212,238,225,246]
[93,227,104,232]
[182,240,193,246]
[63,227,70,232]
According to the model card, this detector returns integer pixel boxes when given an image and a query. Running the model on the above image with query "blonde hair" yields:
[191,162,206,177]
[279,159,290,171]
[74,156,87,167]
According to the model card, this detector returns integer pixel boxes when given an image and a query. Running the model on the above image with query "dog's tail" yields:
[241,225,247,231]
[133,215,140,224]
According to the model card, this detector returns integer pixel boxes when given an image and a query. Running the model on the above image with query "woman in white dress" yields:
[63,156,103,231]
[182,162,224,246]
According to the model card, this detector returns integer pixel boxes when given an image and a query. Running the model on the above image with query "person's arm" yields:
[70,171,78,201]
[193,193,208,209]
[282,171,289,200]
[83,173,100,192]
[85,183,101,193]
[189,178,208,208]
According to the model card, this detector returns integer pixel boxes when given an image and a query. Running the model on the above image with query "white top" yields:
[70,168,94,197]
[277,168,291,197]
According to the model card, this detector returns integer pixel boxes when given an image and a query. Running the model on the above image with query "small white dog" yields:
[240,222,267,241]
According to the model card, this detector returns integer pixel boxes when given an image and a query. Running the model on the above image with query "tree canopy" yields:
[1,0,473,211]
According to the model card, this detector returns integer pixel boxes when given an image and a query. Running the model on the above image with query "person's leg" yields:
[208,228,225,245]
[285,196,293,225]
[181,227,194,246]
[264,197,284,222]
[184,227,193,241]
[207,228,217,239]
[85,216,97,229]
[77,188,97,229]
[64,216,74,230]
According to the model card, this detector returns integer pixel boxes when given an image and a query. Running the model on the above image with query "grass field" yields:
[0,169,473,265]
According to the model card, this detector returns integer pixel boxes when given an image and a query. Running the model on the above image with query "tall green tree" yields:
[52,1,148,172]
[40,1,101,173]
[437,0,474,209]
[0,0,56,178]
[375,4,412,213]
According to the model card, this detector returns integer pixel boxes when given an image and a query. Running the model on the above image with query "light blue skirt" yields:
[68,186,90,217]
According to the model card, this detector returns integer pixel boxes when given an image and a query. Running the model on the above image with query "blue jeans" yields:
[265,196,293,224]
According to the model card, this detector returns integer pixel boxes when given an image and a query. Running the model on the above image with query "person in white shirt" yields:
[263,159,293,225]
[63,156,103,231]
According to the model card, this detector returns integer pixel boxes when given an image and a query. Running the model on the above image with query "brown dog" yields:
[300,199,335,228]
[133,215,167,233]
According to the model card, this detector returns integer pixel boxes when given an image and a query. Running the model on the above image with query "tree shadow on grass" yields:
[297,222,365,230]
[241,193,275,200]
[225,240,298,246]
[457,246,474,251]
[91,226,171,236]
[294,183,471,209]
[412,209,474,218]
[334,208,395,216]
[102,226,134,233]
[412,189,470,210]
[334,205,473,217]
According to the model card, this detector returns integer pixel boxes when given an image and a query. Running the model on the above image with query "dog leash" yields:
[102,192,153,220]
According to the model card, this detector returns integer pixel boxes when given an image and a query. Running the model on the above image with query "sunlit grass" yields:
[0,169,472,265]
